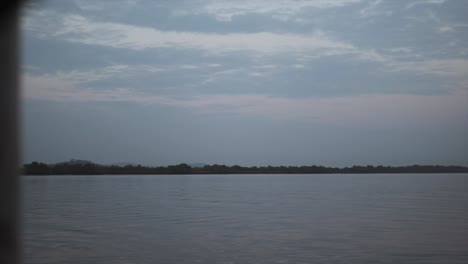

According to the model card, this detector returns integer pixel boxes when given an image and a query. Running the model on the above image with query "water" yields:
[22,174,468,264]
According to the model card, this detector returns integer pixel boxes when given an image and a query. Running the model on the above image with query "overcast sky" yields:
[21,0,468,166]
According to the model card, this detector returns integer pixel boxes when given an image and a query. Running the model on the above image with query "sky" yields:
[21,0,468,167]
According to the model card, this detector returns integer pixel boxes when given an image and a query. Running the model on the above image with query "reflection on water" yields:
[23,174,468,264]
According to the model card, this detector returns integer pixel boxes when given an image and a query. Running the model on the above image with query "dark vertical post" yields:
[0,2,21,264]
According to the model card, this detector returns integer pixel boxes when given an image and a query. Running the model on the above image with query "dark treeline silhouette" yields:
[22,161,468,175]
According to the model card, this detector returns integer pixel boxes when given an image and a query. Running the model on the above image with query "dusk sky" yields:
[21,0,468,166]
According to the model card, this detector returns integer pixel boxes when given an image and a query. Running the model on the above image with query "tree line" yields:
[22,162,468,175]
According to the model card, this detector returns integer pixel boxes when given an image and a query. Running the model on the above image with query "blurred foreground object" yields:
[0,1,22,264]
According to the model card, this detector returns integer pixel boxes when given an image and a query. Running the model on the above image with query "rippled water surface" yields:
[23,174,468,264]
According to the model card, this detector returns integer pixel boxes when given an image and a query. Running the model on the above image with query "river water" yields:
[22,174,468,264]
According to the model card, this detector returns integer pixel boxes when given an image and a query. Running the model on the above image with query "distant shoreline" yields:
[22,161,468,175]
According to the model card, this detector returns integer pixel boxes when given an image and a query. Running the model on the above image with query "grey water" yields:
[23,174,468,264]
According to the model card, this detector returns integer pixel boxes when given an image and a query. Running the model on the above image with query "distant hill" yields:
[110,162,140,167]
[189,163,208,168]
[53,160,141,167]
[54,159,99,166]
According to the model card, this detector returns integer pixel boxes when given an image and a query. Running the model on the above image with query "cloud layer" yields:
[25,12,360,57]
[175,0,363,21]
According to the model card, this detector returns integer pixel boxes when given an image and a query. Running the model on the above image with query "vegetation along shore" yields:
[23,160,468,175]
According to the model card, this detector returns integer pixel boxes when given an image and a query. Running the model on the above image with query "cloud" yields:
[23,62,227,87]
[436,23,468,33]
[24,11,362,58]
[201,68,244,85]
[179,65,200,70]
[29,8,468,76]
[359,0,389,18]
[22,5,468,96]
[406,0,447,9]
[388,59,468,77]
[291,64,305,68]
[47,65,130,83]
[73,0,138,11]
[21,63,212,101]
[175,0,362,22]
[439,26,454,32]
[22,72,171,105]
[174,93,467,128]
[28,64,171,84]
[419,10,468,34]
[22,71,467,128]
